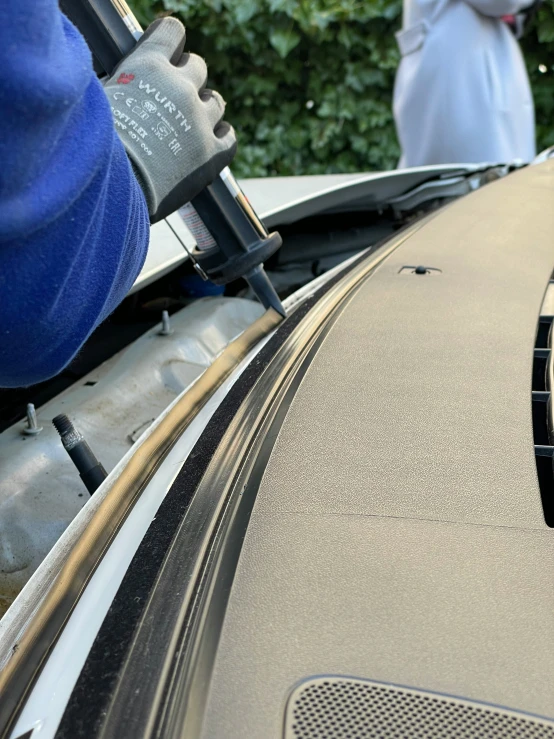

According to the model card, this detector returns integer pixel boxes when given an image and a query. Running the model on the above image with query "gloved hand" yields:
[103,17,237,223]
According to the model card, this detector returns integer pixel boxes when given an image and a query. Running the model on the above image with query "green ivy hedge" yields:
[128,0,554,178]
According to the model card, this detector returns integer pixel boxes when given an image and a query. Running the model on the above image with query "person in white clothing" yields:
[393,0,536,167]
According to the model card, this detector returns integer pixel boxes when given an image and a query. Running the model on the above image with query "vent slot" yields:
[533,349,550,391]
[532,391,551,446]
[536,316,553,349]
[285,677,554,738]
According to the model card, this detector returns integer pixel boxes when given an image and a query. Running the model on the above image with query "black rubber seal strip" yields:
[55,247,376,738]
[151,286,354,739]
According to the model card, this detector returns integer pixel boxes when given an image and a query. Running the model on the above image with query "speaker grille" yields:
[285,677,554,739]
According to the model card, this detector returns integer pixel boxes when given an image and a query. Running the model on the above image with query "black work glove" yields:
[103,17,237,223]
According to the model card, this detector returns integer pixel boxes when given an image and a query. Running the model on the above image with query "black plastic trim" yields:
[533,327,554,526]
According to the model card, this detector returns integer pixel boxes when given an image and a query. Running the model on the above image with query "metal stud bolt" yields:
[23,403,43,435]
[158,310,173,336]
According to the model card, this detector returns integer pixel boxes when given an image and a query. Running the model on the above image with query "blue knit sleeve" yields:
[0,0,150,387]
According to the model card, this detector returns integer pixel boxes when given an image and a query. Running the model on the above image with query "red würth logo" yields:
[117,73,135,84]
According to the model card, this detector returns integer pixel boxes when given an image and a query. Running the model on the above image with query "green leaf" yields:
[269,28,301,58]
[232,0,259,24]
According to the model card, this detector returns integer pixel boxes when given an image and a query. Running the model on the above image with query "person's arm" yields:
[0,0,150,387]
[463,0,531,17]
